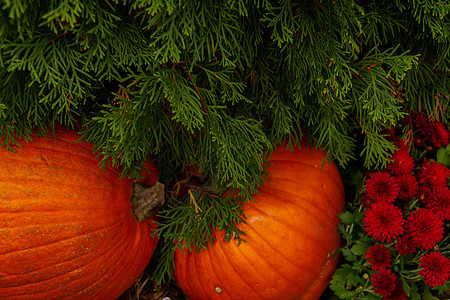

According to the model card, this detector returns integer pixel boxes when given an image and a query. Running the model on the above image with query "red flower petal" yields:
[371,268,397,296]
[365,244,391,271]
[405,208,444,250]
[365,171,400,204]
[419,251,450,287]
[417,159,450,189]
[363,202,404,242]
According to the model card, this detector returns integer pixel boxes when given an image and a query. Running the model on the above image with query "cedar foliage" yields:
[1,0,449,284]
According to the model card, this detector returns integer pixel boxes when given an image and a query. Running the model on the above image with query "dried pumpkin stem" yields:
[131,182,165,222]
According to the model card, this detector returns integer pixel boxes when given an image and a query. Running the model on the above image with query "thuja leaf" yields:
[0,104,5,118]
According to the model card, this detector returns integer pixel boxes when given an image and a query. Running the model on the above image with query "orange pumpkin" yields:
[174,142,345,300]
[138,159,160,187]
[0,128,159,299]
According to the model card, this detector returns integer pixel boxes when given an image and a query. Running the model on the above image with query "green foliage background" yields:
[1,0,449,287]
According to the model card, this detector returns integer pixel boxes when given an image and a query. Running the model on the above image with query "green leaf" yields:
[410,281,420,300]
[341,248,358,263]
[329,264,366,299]
[339,211,354,225]
[402,277,411,297]
[350,240,370,256]
[354,210,365,223]
[422,287,439,300]
[436,144,450,168]
[334,264,364,287]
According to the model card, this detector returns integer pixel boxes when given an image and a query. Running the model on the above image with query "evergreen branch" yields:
[261,0,298,47]
[80,23,157,81]
[80,85,171,178]
[149,239,176,285]
[40,0,85,33]
[267,101,295,142]
[314,119,357,167]
[199,111,271,196]
[360,2,407,46]
[158,68,206,133]
[401,58,450,118]
[130,0,177,16]
[156,192,246,252]
[152,191,247,283]
[361,130,397,169]
[3,33,92,123]
[408,0,450,41]
[0,69,59,150]
[141,1,251,68]
[1,0,36,39]
[351,47,417,131]
[197,64,250,105]
[0,103,6,118]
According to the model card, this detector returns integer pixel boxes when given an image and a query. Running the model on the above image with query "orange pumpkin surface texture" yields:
[174,142,346,300]
[0,129,158,299]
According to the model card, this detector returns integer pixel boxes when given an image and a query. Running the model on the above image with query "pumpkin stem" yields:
[131,182,165,222]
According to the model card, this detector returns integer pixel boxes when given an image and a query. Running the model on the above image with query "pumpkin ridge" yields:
[248,204,329,256]
[230,234,289,295]
[1,214,130,256]
[269,171,343,202]
[225,225,312,298]
[1,214,132,274]
[265,179,343,217]
[211,234,264,298]
[14,143,119,174]
[2,227,130,291]
[0,176,119,194]
[178,249,193,297]
[235,228,303,287]
[0,209,130,220]
[268,159,343,191]
[68,222,141,299]
[202,241,233,300]
[299,251,337,300]
[1,216,134,295]
[244,216,316,277]
[190,247,214,300]
[261,186,337,225]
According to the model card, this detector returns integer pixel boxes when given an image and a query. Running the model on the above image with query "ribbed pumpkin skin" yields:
[0,129,158,299]
[174,143,345,300]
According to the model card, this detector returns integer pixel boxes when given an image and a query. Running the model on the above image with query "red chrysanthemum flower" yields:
[414,136,425,148]
[365,171,400,203]
[361,194,376,209]
[396,173,418,202]
[413,114,431,136]
[383,280,407,300]
[390,135,407,150]
[419,251,450,287]
[395,234,416,256]
[417,159,450,189]
[371,268,397,297]
[428,121,450,148]
[363,201,404,242]
[387,147,415,175]
[405,208,444,250]
[365,244,391,271]
[426,186,450,221]
[417,186,433,204]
